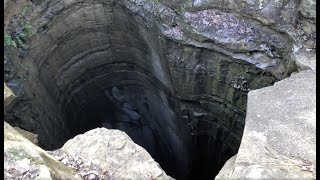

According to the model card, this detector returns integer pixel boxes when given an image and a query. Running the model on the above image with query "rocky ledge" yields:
[216,69,316,179]
[4,121,172,180]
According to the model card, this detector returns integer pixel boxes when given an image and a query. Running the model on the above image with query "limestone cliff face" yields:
[4,0,315,179]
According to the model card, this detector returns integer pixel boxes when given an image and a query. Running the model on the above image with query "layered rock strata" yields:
[4,0,315,179]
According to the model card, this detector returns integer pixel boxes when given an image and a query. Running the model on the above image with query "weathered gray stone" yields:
[34,165,53,180]
[4,83,16,112]
[6,79,24,97]
[299,0,316,19]
[4,122,168,180]
[293,47,316,71]
[13,127,38,145]
[62,128,173,180]
[216,70,316,179]
[3,0,316,179]
[4,121,81,180]
[215,154,237,180]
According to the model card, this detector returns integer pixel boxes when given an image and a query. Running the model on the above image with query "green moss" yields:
[22,5,32,16]
[16,21,36,49]
[23,21,36,36]
[5,21,36,49]
[4,33,17,47]
[15,36,27,49]
[5,2,36,50]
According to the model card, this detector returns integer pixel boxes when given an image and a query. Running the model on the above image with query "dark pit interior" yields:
[4,1,293,180]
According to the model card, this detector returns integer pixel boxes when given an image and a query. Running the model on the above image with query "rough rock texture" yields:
[216,70,316,179]
[62,128,173,180]
[47,149,114,180]
[4,121,81,180]
[293,47,316,70]
[5,1,193,178]
[215,155,237,180]
[13,126,38,145]
[5,120,171,180]
[3,0,316,179]
[4,83,16,112]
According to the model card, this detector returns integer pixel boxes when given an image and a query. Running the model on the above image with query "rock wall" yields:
[4,0,315,179]
[165,41,277,177]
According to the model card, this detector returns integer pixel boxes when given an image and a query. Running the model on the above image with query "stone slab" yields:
[216,70,316,179]
[234,70,316,179]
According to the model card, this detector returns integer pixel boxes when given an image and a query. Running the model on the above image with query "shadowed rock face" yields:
[4,0,301,179]
[26,2,191,178]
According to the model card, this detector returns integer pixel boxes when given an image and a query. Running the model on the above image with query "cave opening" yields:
[4,1,292,180]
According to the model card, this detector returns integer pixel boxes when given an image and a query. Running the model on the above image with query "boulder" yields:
[61,128,173,180]
[4,121,81,180]
[216,70,316,179]
[4,122,172,180]
[4,120,173,179]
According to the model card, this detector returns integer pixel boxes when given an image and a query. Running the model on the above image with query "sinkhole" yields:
[4,1,295,179]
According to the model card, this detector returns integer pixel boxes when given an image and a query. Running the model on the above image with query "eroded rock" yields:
[4,121,171,180]
[3,0,316,179]
[4,121,81,180]
[13,126,38,145]
[61,128,173,180]
[216,70,316,179]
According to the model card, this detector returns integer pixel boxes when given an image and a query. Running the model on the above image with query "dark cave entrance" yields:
[60,74,191,179]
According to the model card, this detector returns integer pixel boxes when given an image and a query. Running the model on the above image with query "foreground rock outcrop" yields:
[62,128,173,180]
[4,121,81,180]
[4,121,172,180]
[216,69,316,179]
